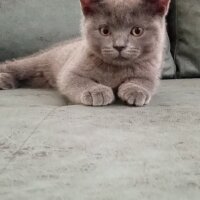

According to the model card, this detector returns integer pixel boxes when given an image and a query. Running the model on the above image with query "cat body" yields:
[0,0,171,106]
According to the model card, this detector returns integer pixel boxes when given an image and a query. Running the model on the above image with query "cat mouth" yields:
[114,55,128,61]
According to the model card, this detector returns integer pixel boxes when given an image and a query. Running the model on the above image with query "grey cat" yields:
[0,0,170,106]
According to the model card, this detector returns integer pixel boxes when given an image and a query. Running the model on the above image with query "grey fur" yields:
[0,0,170,106]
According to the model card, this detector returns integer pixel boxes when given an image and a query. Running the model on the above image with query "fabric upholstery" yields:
[162,33,176,78]
[168,0,200,78]
[0,0,81,61]
[1,80,200,200]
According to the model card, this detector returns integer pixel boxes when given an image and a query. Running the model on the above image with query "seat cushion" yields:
[0,0,175,78]
[168,0,200,78]
[0,79,200,199]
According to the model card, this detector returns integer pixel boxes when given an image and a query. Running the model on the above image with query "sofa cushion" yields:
[0,0,175,78]
[162,33,176,78]
[0,80,200,200]
[168,0,200,78]
[0,0,81,61]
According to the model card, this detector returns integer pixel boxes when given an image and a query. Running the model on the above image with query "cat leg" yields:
[0,53,51,89]
[58,72,115,106]
[0,62,16,89]
[0,72,17,89]
[118,78,159,107]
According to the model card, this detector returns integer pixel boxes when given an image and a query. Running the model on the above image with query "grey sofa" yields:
[0,1,200,200]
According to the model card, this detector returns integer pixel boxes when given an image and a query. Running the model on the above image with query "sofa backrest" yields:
[0,0,81,61]
[168,0,200,78]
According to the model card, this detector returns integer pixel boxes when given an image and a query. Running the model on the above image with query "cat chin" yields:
[102,58,133,67]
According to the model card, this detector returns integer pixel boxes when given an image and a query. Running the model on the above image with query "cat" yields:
[0,0,170,106]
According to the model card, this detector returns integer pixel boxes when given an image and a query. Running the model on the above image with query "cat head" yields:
[80,0,170,66]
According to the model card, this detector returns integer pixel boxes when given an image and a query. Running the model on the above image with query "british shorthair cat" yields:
[0,0,171,106]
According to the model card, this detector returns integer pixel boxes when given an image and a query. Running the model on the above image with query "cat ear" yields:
[80,0,100,16]
[148,0,171,16]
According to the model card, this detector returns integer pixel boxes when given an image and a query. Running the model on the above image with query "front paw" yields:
[118,83,151,107]
[81,85,115,106]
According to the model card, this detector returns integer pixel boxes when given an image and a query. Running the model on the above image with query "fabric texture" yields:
[1,79,200,200]
[162,33,176,78]
[0,0,81,61]
[168,0,200,78]
[0,0,175,78]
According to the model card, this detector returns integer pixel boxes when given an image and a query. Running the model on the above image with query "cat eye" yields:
[131,27,144,37]
[99,26,110,36]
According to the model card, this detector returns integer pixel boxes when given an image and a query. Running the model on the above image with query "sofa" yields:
[0,1,200,200]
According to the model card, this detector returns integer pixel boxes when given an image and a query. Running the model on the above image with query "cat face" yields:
[80,0,170,66]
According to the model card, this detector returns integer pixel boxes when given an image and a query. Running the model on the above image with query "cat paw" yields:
[118,83,151,107]
[0,73,16,89]
[81,85,115,106]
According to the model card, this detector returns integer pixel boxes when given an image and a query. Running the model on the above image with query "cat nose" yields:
[113,46,125,52]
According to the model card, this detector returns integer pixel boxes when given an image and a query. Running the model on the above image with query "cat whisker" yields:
[102,50,115,53]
